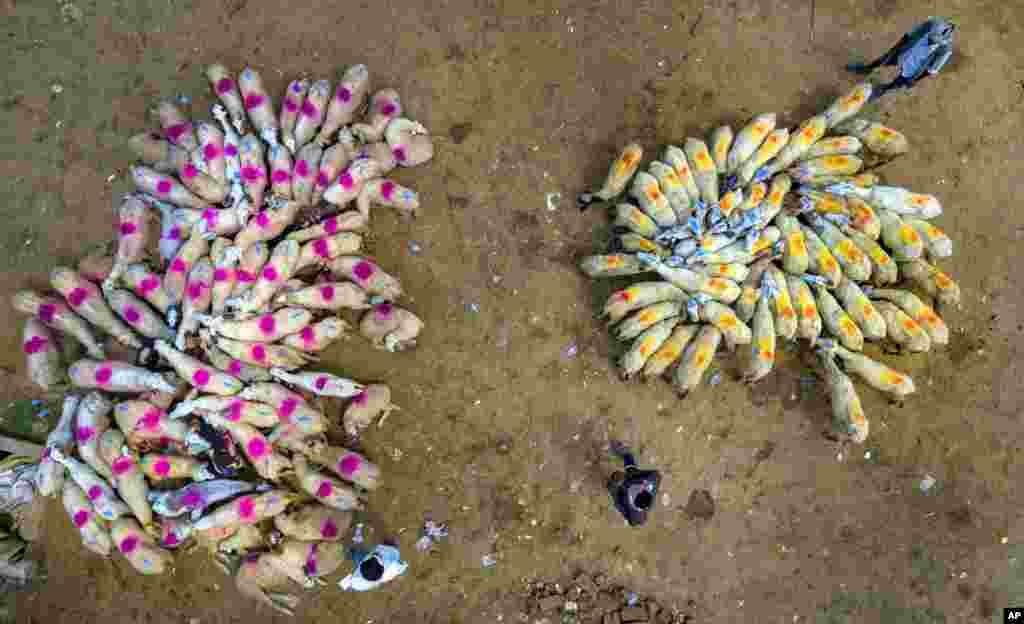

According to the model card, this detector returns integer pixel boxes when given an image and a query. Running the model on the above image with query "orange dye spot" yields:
[638,311,656,324]
[606,256,624,268]
[822,255,838,273]
[718,314,738,329]
[707,278,728,292]
[788,233,807,256]
[696,151,713,170]
[877,127,895,138]
[801,127,816,141]
[694,351,709,367]
[934,273,953,289]
[656,347,680,361]
[802,304,817,319]
[899,226,921,245]
[926,225,942,238]
[874,251,891,265]
[841,242,863,263]
[646,186,660,201]
[902,318,920,332]
[781,305,796,320]
[770,191,782,204]
[884,371,905,386]
[638,340,653,357]
[753,122,769,135]
[920,309,940,324]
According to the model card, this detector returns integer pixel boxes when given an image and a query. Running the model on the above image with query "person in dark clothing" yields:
[847,17,956,101]
[607,441,662,527]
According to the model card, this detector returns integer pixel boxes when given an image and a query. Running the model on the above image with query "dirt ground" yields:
[3,0,1024,622]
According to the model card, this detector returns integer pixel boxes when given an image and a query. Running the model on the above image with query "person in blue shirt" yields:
[847,17,956,101]
[339,543,408,591]
[606,441,661,527]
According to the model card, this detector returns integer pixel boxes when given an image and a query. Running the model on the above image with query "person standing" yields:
[607,441,662,527]
[339,542,408,592]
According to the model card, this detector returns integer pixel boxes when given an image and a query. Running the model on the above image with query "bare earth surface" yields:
[3,0,1024,622]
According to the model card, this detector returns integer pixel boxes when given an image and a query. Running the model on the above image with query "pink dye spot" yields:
[39,304,56,322]
[187,281,207,301]
[214,268,231,282]
[23,336,47,354]
[295,160,310,177]
[154,458,172,476]
[87,485,103,501]
[73,510,89,528]
[316,171,329,187]
[237,270,255,283]
[158,436,172,447]
[238,496,256,521]
[41,446,51,461]
[182,163,199,179]
[381,181,395,200]
[353,261,374,281]
[95,367,113,384]
[163,531,179,546]
[228,401,243,421]
[244,94,265,110]
[68,288,89,307]
[203,144,221,161]
[119,536,139,554]
[339,172,354,189]
[215,78,234,94]
[314,376,328,391]
[112,456,134,476]
[300,100,317,118]
[123,306,141,324]
[228,360,243,375]
[156,179,173,194]
[119,221,138,235]
[251,345,266,361]
[246,437,267,458]
[140,276,160,293]
[392,147,407,162]
[278,399,297,421]
[140,409,161,431]
[375,303,393,320]
[167,226,182,241]
[305,552,318,576]
[256,211,271,228]
[336,86,352,102]
[181,490,203,508]
[352,390,368,406]
[284,97,298,112]
[316,481,333,497]
[166,123,190,143]
[258,315,276,335]
[339,454,361,476]
[241,166,263,181]
[320,519,338,538]
[381,102,397,116]
[324,217,338,234]
[300,326,315,343]
[320,285,335,301]
[170,258,188,273]
[313,239,330,258]
[262,266,278,281]
[271,169,290,184]
[224,144,238,157]
[193,369,211,386]
[76,426,95,443]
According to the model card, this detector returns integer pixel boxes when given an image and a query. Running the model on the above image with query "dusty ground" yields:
[3,0,1024,622]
